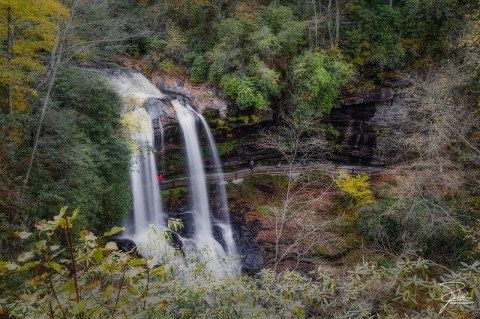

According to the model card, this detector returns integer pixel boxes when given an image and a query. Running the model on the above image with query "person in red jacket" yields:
[157,175,164,182]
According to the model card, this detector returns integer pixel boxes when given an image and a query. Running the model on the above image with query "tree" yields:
[0,0,68,113]
[289,51,353,119]
[24,0,156,189]
[220,75,268,111]
[359,64,480,261]
[259,115,335,271]
[343,2,404,67]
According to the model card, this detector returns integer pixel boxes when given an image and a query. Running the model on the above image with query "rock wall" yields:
[327,82,412,166]
[148,71,413,172]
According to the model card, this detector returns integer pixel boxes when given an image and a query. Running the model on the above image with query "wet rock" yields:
[112,238,137,252]
[233,224,265,274]
[155,75,166,90]
[328,102,378,165]
[168,231,184,250]
[229,201,265,274]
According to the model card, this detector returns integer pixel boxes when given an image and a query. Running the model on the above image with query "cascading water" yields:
[106,69,239,275]
[186,104,238,259]
[105,70,167,234]
[130,108,165,232]
[172,100,236,275]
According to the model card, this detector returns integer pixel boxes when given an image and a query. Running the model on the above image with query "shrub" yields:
[187,54,209,83]
[335,171,375,210]
[220,75,267,111]
[290,51,353,119]
[162,187,188,210]
[216,141,237,156]
[1,208,477,318]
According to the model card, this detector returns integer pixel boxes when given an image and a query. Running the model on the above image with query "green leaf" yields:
[104,242,118,251]
[102,285,113,299]
[128,258,147,267]
[93,248,104,263]
[17,251,35,263]
[103,226,125,237]
[35,240,47,250]
[17,261,39,272]
[0,262,19,271]
[71,300,86,315]
[152,266,167,281]
[127,285,139,295]
[61,282,77,294]
[45,262,65,274]
[295,307,305,318]
[14,231,32,239]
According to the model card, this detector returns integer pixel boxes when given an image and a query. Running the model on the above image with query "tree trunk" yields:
[389,0,393,6]
[327,0,332,46]
[22,20,68,193]
[7,7,13,114]
[312,0,318,49]
[335,0,340,47]
[22,40,63,192]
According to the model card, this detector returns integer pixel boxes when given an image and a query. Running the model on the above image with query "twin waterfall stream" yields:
[107,70,239,276]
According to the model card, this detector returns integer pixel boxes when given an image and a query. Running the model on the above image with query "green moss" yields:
[361,80,379,91]
[216,141,237,156]
[162,187,188,210]
[202,108,219,120]
[257,205,272,217]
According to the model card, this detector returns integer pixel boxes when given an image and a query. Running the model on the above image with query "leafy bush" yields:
[201,108,219,120]
[343,2,405,67]
[248,56,281,98]
[159,59,176,73]
[358,193,479,264]
[162,187,188,210]
[216,141,237,156]
[220,75,267,111]
[1,208,477,318]
[45,69,131,232]
[290,51,353,119]
[187,54,209,83]
[335,171,375,210]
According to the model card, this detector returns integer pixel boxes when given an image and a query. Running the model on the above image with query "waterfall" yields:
[105,70,166,234]
[185,104,237,258]
[131,108,165,231]
[172,100,231,269]
[106,69,239,275]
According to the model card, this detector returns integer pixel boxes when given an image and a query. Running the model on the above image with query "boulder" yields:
[112,238,137,253]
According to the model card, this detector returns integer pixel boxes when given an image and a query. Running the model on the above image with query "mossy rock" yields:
[202,108,219,120]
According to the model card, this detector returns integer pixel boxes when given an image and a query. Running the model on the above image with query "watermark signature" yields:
[438,281,474,314]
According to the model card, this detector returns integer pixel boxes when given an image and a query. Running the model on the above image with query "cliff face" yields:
[149,72,413,174]
[327,82,411,166]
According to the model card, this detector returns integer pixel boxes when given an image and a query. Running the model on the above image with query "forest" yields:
[0,0,479,318]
